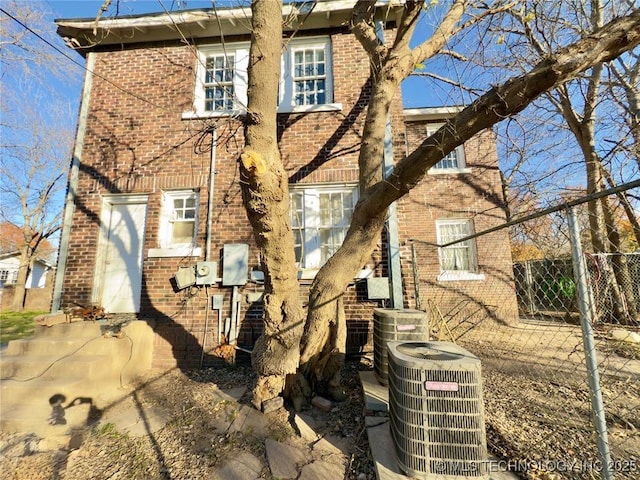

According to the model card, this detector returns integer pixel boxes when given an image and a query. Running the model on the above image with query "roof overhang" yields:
[403,106,464,122]
[0,251,55,268]
[56,0,405,52]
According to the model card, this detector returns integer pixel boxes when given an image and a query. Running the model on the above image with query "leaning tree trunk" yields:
[11,245,31,311]
[298,47,412,399]
[242,0,305,410]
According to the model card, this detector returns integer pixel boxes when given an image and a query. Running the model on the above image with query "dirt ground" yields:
[1,317,638,480]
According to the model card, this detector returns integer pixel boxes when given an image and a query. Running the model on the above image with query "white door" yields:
[97,197,147,313]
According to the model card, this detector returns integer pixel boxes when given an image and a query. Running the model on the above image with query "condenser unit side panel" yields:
[388,341,489,480]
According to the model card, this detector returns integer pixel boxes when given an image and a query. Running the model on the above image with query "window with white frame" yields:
[191,37,336,116]
[0,269,18,284]
[204,54,236,112]
[195,44,249,115]
[160,191,198,249]
[436,219,484,281]
[289,185,356,270]
[426,124,467,173]
[291,44,327,106]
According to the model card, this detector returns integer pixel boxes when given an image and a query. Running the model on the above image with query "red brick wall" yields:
[398,122,518,328]
[59,27,516,368]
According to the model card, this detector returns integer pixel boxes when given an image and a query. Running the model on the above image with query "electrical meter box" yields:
[222,244,249,286]
[196,261,218,285]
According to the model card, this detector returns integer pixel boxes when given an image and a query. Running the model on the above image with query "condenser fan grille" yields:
[388,341,488,479]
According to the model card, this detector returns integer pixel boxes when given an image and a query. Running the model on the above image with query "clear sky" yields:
[48,0,216,19]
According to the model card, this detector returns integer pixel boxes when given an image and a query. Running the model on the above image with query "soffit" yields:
[55,0,404,51]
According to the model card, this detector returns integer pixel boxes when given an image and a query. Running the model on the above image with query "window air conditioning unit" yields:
[388,341,488,480]
[373,308,429,385]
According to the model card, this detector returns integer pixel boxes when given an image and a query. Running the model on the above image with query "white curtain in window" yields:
[439,222,472,271]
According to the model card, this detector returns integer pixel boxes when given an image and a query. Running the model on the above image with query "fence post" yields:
[525,260,535,313]
[567,206,613,480]
[411,242,421,310]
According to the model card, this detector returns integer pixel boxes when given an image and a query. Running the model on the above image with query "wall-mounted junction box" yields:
[212,294,224,310]
[174,266,196,290]
[196,261,218,285]
[222,244,249,286]
[367,277,390,300]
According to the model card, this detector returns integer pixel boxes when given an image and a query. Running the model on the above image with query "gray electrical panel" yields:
[222,244,249,286]
[367,277,391,300]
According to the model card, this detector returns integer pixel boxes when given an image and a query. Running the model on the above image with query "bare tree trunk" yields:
[242,0,305,410]
[601,196,639,324]
[11,245,30,311]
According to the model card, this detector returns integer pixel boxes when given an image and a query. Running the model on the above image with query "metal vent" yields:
[388,341,488,479]
[373,309,429,385]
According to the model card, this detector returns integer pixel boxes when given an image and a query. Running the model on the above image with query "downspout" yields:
[52,52,96,312]
[200,127,217,367]
[205,126,217,261]
[383,117,404,309]
[377,22,404,309]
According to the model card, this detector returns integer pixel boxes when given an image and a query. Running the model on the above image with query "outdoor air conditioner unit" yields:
[388,341,488,480]
[373,308,429,385]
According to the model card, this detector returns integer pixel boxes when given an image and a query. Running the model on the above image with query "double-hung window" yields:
[190,37,338,117]
[292,44,327,106]
[281,38,334,110]
[436,219,484,281]
[150,190,201,258]
[194,44,249,115]
[204,54,236,112]
[290,185,356,271]
[426,124,468,173]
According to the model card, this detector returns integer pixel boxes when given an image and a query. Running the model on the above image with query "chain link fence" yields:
[410,181,639,479]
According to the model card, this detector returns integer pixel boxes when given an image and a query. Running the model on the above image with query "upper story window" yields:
[204,54,236,112]
[189,37,339,118]
[286,40,330,107]
[436,219,484,281]
[426,124,469,174]
[195,44,249,115]
[290,184,357,271]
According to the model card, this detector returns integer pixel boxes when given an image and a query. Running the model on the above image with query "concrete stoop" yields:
[0,320,154,437]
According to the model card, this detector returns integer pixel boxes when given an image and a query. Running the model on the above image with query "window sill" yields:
[148,247,202,258]
[182,103,343,120]
[428,168,472,175]
[437,271,485,282]
[296,268,371,282]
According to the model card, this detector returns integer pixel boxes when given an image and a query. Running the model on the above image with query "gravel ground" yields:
[1,327,638,480]
[0,359,376,480]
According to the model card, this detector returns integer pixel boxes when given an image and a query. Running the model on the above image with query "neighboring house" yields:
[0,251,55,311]
[0,252,53,289]
[54,1,518,369]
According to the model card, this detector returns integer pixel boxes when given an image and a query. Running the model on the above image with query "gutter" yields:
[51,52,95,312]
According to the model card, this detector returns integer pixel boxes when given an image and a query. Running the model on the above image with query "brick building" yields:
[54,1,517,369]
